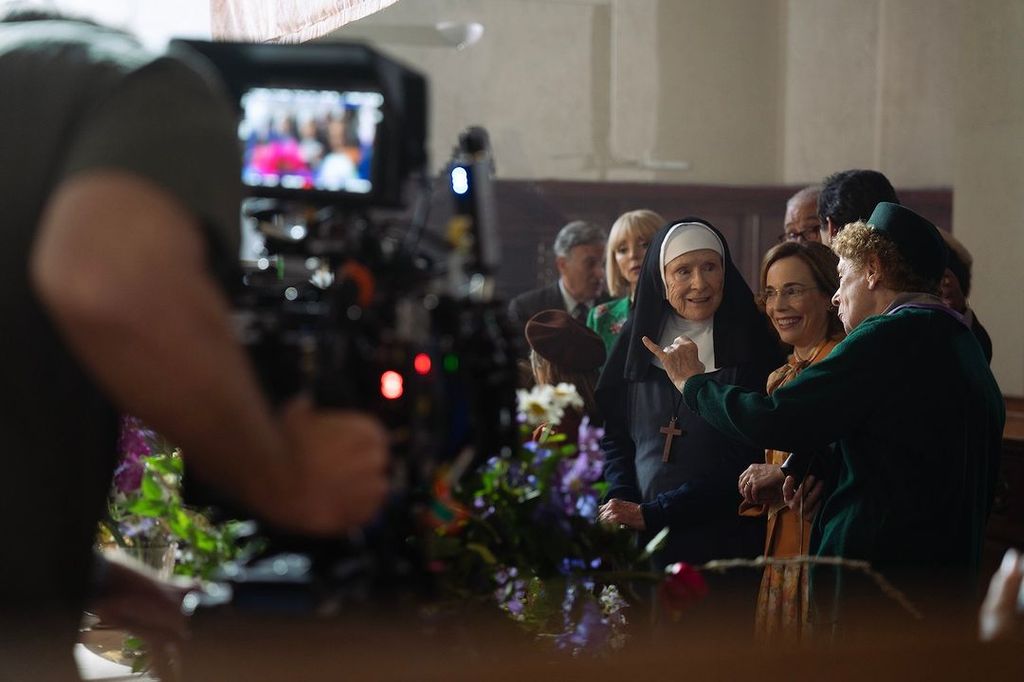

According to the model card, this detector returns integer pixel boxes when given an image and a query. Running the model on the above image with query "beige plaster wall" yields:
[650,0,783,184]
[329,0,783,183]
[330,0,1022,394]
[782,0,884,183]
[781,0,957,188]
[953,0,1024,396]
[334,0,959,187]
[330,0,609,179]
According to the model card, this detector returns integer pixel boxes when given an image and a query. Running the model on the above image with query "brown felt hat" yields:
[525,309,606,371]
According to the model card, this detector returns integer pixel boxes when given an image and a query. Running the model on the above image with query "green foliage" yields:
[104,443,260,580]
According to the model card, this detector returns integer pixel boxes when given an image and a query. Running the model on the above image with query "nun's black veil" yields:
[597,217,781,400]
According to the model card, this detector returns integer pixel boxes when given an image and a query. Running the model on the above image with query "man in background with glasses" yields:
[782,185,822,244]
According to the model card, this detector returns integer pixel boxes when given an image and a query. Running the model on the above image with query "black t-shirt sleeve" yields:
[57,54,242,267]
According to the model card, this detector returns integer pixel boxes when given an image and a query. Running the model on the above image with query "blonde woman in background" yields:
[587,209,664,353]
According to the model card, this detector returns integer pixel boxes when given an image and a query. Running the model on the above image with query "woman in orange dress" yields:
[738,241,844,644]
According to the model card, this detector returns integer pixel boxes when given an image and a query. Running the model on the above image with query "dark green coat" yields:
[682,305,1004,620]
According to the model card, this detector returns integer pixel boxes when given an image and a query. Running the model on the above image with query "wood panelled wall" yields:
[490,180,953,301]
[990,397,1024,567]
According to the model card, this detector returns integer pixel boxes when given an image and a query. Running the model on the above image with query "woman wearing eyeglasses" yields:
[739,240,844,643]
[661,203,1003,638]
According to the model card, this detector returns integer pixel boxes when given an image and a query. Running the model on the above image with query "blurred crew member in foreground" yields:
[0,12,388,676]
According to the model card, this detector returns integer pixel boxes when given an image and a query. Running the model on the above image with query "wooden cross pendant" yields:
[660,416,683,463]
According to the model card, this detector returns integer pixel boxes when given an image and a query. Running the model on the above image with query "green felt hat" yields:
[867,202,947,284]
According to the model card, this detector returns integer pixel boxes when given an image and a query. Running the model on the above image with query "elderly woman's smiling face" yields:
[664,249,724,321]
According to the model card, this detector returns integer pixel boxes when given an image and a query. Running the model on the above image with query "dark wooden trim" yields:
[990,396,1024,551]
[490,179,954,299]
[1005,396,1024,441]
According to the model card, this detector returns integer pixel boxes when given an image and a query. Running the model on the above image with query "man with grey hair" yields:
[783,185,821,243]
[508,220,608,340]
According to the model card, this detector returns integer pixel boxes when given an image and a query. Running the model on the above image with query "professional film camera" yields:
[175,40,518,606]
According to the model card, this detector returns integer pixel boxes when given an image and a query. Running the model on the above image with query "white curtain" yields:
[210,0,400,43]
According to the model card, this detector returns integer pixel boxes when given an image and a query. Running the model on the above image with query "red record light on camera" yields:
[413,353,432,375]
[380,370,404,400]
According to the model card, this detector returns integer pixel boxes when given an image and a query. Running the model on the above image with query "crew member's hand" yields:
[598,499,646,530]
[782,474,824,522]
[269,395,390,535]
[641,335,705,392]
[738,463,784,506]
[980,547,1024,641]
[89,553,195,682]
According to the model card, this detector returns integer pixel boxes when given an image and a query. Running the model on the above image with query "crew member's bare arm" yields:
[31,171,387,534]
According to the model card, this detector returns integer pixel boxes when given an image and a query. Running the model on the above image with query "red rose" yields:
[658,562,709,617]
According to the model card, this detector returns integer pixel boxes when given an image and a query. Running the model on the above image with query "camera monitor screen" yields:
[239,87,384,195]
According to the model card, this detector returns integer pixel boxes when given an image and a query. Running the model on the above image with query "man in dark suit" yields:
[508,220,608,342]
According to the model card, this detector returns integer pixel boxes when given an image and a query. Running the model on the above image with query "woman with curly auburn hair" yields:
[653,202,1004,637]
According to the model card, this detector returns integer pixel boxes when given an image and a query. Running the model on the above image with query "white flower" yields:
[551,383,585,412]
[516,384,566,426]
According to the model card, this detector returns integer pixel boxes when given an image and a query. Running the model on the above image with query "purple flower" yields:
[531,447,553,467]
[576,417,605,459]
[555,597,610,655]
[114,453,144,494]
[507,461,529,488]
[118,416,153,460]
[554,449,604,520]
[575,493,598,519]
[493,566,529,621]
[122,516,157,538]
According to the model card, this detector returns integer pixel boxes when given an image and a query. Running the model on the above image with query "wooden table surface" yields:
[169,608,1023,681]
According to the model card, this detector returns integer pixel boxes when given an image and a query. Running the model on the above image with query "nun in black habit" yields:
[596,218,782,569]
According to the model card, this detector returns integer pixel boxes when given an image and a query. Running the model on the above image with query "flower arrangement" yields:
[99,416,258,580]
[426,383,672,655]
[425,373,929,652]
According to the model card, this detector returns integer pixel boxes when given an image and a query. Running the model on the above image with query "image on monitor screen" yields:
[239,87,384,195]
